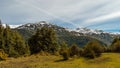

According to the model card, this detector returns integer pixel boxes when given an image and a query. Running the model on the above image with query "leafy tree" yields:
[59,42,68,55]
[111,38,120,52]
[83,41,104,59]
[28,26,58,54]
[59,42,69,60]
[69,44,80,57]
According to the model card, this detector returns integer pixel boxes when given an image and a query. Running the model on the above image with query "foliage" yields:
[111,38,120,52]
[28,26,58,54]
[59,42,69,60]
[0,23,30,57]
[83,41,104,59]
[69,44,80,57]
[62,50,69,60]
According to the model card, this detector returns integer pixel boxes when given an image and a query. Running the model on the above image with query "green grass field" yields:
[0,53,120,68]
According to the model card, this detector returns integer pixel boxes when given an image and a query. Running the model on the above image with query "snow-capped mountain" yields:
[75,28,104,34]
[1,24,21,28]
[12,21,120,46]
[17,21,51,29]
[6,20,120,35]
[14,21,107,47]
[70,27,120,35]
[1,19,119,46]
[9,24,22,28]
[11,20,120,37]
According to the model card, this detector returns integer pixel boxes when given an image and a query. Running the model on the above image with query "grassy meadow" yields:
[0,53,120,68]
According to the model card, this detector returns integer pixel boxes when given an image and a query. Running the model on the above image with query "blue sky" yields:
[0,0,120,32]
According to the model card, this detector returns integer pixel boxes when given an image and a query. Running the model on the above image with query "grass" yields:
[0,53,120,68]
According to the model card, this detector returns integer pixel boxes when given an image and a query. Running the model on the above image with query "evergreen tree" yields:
[28,26,58,54]
[0,22,30,57]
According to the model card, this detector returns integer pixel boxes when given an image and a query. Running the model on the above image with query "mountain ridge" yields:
[12,21,120,46]
[7,21,120,35]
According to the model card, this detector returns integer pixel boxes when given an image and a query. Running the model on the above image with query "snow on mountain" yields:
[17,21,50,29]
[64,27,120,36]
[13,21,120,45]
[5,20,119,35]
[2,24,21,28]
[73,28,104,34]
[108,32,120,35]
[9,24,22,28]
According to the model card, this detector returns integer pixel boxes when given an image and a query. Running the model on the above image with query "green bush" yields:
[111,38,120,52]
[83,41,104,59]
[78,48,84,57]
[59,42,69,60]
[69,44,80,57]
[62,50,69,60]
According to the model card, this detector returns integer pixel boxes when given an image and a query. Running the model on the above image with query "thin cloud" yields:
[14,0,78,27]
[85,11,120,23]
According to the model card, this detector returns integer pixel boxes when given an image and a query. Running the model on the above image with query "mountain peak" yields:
[37,21,49,24]
[17,21,51,29]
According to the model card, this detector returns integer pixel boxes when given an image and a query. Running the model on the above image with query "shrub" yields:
[59,42,69,60]
[69,44,80,57]
[83,49,96,59]
[111,38,120,52]
[61,50,69,60]
[78,48,84,57]
[83,41,104,59]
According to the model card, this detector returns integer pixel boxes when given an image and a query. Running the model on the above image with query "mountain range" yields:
[10,21,120,47]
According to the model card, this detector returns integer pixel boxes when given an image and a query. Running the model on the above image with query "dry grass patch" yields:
[0,53,120,68]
